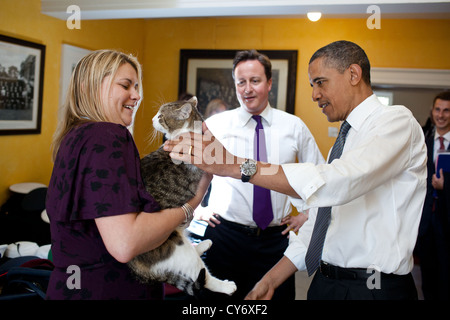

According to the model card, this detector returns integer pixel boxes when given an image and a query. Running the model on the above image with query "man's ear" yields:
[348,64,363,86]
[267,78,273,92]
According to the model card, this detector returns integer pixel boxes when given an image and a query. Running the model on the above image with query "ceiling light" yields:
[307,12,322,22]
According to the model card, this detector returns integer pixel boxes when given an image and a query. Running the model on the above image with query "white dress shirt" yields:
[205,104,325,227]
[433,130,450,162]
[283,94,427,275]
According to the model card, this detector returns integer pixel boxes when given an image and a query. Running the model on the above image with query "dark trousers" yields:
[199,217,295,300]
[307,263,418,300]
[415,215,450,300]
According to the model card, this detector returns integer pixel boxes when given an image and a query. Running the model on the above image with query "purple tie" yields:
[252,115,273,229]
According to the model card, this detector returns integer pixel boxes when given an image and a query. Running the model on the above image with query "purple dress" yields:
[46,122,163,300]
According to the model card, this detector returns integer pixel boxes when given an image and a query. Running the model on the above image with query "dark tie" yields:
[305,121,351,275]
[439,136,445,151]
[252,115,274,229]
[432,136,446,211]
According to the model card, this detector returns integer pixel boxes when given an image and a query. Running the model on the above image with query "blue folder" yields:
[436,152,450,178]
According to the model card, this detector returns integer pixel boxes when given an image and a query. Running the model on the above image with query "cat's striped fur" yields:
[127,97,237,297]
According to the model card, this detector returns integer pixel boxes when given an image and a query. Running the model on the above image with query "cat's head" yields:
[152,96,204,140]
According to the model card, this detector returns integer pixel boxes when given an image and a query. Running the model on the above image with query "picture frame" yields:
[179,49,297,116]
[0,34,45,135]
[59,44,91,109]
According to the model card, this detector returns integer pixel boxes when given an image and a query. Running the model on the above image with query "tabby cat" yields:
[127,96,237,297]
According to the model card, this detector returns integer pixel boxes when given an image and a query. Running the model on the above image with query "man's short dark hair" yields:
[232,50,272,81]
[433,90,450,106]
[309,40,371,85]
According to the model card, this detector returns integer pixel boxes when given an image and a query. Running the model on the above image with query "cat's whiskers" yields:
[146,127,162,146]
[146,98,168,146]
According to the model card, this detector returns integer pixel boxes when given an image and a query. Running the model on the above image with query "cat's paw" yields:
[221,280,237,296]
[195,239,212,255]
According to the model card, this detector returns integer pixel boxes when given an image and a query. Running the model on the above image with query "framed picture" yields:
[0,34,45,135]
[179,49,297,116]
[59,44,91,108]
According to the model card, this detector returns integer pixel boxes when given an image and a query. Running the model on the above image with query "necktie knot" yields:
[339,121,351,137]
[328,121,351,164]
[252,115,263,129]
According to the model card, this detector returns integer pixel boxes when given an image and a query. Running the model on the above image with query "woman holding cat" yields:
[46,49,211,300]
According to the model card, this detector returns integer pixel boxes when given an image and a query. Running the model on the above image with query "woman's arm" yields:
[96,172,212,263]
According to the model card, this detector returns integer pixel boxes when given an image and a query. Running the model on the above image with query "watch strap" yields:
[241,172,251,182]
[240,158,255,182]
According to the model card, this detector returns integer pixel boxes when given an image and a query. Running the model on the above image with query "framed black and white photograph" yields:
[0,34,45,135]
[179,49,297,116]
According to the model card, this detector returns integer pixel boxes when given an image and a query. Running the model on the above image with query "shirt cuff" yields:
[281,163,325,209]
[284,231,308,271]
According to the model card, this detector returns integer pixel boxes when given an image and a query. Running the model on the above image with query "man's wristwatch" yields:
[240,158,257,182]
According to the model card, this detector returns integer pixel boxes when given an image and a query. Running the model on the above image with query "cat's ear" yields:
[176,103,192,120]
[187,96,198,107]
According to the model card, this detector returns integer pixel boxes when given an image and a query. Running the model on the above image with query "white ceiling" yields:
[42,0,450,20]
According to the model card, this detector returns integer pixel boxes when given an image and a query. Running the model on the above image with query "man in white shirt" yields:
[165,41,427,300]
[196,50,324,299]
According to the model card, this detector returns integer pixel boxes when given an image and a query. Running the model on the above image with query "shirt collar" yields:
[345,94,380,132]
[434,130,450,142]
[237,104,273,127]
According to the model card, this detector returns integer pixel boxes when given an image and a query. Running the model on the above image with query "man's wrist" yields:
[240,158,257,182]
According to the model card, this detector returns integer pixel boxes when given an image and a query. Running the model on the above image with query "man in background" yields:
[416,91,450,300]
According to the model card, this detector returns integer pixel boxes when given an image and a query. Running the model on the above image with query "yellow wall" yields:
[1,0,449,205]
[135,17,450,155]
[0,0,145,204]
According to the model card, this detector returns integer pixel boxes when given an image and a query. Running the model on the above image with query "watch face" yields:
[242,159,257,176]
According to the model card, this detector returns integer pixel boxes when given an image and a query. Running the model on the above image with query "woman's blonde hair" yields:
[51,49,143,161]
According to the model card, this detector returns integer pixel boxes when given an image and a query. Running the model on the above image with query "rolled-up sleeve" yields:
[284,206,317,271]
[284,234,308,271]
[281,163,325,211]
